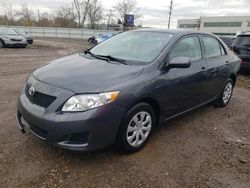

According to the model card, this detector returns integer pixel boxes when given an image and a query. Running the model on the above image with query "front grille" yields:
[25,86,57,108]
[11,39,22,42]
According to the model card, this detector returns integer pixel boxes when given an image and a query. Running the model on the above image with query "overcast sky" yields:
[1,0,250,28]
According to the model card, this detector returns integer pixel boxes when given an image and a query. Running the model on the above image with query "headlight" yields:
[3,36,10,41]
[62,91,120,112]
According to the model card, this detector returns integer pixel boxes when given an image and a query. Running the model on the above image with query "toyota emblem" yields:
[28,86,35,96]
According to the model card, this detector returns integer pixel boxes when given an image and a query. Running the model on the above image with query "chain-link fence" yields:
[1,25,117,39]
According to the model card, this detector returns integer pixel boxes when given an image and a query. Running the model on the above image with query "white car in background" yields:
[0,28,28,48]
[13,28,33,44]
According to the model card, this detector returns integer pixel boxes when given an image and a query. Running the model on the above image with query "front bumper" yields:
[5,40,27,47]
[16,76,126,151]
[241,61,250,70]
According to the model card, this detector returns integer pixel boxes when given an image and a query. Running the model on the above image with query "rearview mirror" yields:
[168,57,191,69]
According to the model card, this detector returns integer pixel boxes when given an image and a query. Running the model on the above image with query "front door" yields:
[157,35,207,118]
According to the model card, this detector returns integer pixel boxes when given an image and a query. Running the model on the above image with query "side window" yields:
[202,36,224,58]
[220,45,226,56]
[170,36,202,62]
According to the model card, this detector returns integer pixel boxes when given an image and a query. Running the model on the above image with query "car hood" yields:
[33,54,143,93]
[3,35,24,40]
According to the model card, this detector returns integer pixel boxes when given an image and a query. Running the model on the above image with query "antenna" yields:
[168,0,173,29]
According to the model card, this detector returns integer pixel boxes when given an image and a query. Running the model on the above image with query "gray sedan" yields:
[0,28,28,48]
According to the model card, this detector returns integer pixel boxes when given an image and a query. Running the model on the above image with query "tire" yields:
[214,78,234,107]
[0,40,5,48]
[116,103,156,154]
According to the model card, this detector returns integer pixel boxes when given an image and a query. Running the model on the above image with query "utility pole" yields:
[168,0,173,29]
[37,9,40,26]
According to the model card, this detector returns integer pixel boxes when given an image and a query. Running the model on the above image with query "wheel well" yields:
[0,39,5,45]
[132,98,161,126]
[229,74,236,86]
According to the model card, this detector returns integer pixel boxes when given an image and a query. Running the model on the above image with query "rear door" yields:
[201,35,230,100]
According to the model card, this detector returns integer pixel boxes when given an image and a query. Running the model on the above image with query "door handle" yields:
[201,67,206,70]
[225,61,229,65]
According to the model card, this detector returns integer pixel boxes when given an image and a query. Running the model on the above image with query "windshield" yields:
[0,28,19,36]
[15,28,26,35]
[90,31,173,64]
[234,35,250,47]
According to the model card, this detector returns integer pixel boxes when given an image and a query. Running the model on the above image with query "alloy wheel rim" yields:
[126,111,152,147]
[222,82,233,104]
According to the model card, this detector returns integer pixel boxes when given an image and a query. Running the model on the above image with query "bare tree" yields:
[106,9,114,29]
[38,12,53,27]
[73,0,91,28]
[81,0,91,27]
[54,7,76,28]
[87,0,103,29]
[16,2,35,26]
[73,0,82,27]
[113,0,139,29]
[2,2,16,25]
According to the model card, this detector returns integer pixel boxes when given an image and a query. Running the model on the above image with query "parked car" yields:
[13,28,33,44]
[88,33,115,44]
[218,36,234,47]
[88,36,98,45]
[0,28,27,48]
[17,29,240,153]
[231,32,250,71]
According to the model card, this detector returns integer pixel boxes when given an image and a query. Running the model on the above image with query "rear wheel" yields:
[214,78,234,107]
[116,103,156,153]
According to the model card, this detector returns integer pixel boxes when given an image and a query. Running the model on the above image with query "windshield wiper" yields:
[84,50,110,61]
[98,55,127,65]
[84,50,127,65]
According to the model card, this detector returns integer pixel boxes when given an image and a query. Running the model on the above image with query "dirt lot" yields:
[0,38,249,188]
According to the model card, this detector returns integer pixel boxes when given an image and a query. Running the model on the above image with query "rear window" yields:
[202,36,222,59]
[234,35,250,47]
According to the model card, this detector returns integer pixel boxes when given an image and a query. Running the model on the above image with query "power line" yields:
[168,0,173,29]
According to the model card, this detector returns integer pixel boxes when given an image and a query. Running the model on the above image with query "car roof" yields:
[238,34,250,37]
[132,28,213,36]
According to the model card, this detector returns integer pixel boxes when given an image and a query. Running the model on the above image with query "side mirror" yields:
[167,57,191,69]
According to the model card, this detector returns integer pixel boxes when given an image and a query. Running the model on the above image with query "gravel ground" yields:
[0,38,249,188]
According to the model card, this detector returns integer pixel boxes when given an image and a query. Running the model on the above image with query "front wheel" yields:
[214,78,234,107]
[116,103,156,153]
[0,40,5,48]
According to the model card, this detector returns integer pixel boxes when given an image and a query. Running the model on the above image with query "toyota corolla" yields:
[16,29,240,153]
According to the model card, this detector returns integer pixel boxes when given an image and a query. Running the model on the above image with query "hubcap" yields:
[126,111,152,147]
[222,82,233,104]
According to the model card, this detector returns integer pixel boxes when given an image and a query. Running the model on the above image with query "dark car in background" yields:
[17,29,240,153]
[88,33,116,45]
[231,32,250,71]
[218,36,235,47]
[13,28,33,44]
[0,28,27,48]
